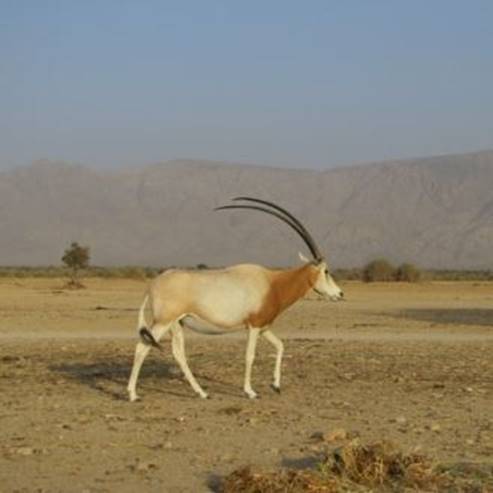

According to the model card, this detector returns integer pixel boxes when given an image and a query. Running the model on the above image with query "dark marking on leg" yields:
[139,327,164,351]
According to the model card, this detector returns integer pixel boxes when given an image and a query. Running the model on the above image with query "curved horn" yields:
[232,197,323,261]
[215,203,322,261]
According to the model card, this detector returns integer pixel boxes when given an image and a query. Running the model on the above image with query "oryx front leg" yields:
[171,324,208,399]
[127,322,171,402]
[262,330,284,393]
[244,327,260,399]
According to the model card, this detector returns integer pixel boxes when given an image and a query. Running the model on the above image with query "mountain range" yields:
[1,150,492,269]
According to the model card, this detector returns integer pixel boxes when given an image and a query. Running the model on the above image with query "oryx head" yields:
[215,196,344,301]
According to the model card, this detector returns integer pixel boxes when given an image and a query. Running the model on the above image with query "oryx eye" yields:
[324,269,329,275]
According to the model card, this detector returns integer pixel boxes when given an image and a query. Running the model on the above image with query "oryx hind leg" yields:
[127,322,171,402]
[170,323,208,399]
[262,330,284,393]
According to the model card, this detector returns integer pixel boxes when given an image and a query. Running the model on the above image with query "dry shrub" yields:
[222,466,338,493]
[395,263,421,282]
[220,440,489,493]
[362,259,396,282]
[322,440,441,489]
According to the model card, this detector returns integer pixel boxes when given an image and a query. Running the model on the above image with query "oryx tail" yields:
[137,295,163,351]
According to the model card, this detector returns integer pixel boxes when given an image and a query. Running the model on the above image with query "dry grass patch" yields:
[221,440,491,492]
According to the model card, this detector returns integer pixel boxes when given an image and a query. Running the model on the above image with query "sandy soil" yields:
[0,278,492,492]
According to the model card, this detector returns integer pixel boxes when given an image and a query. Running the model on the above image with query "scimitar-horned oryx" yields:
[127,197,343,401]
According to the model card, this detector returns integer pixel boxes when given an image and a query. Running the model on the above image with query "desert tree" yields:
[62,241,90,287]
[395,263,421,282]
[362,258,396,282]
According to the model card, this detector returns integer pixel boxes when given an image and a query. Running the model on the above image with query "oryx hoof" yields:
[199,392,209,399]
[245,390,258,399]
[271,384,281,394]
[128,392,141,403]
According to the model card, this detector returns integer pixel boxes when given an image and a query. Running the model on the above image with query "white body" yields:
[150,265,270,329]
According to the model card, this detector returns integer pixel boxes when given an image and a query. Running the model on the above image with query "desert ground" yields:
[0,277,492,492]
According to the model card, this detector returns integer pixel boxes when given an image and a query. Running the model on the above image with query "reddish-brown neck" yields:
[271,264,318,310]
[248,264,318,327]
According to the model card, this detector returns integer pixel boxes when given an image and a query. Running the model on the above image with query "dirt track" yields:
[0,278,492,492]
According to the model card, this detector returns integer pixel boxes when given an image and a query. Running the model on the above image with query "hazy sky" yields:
[2,1,493,170]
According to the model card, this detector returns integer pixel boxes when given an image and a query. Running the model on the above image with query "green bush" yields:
[395,263,421,282]
[362,258,396,282]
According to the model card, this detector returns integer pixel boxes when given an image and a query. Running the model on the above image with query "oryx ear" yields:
[298,251,310,263]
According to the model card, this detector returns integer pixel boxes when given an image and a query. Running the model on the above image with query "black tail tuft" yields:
[139,327,163,351]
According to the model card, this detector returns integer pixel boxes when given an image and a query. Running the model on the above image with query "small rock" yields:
[218,406,243,415]
[466,439,475,446]
[1,355,21,363]
[310,431,324,442]
[324,428,348,442]
[431,424,441,433]
[16,447,35,456]
[136,461,157,472]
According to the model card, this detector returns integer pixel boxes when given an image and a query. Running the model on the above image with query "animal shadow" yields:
[49,357,186,400]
